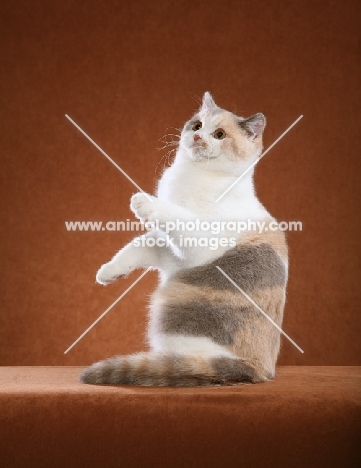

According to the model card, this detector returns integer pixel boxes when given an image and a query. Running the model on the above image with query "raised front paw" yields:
[96,262,125,286]
[130,192,156,223]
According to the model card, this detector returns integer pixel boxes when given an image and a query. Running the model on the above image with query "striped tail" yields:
[79,352,268,387]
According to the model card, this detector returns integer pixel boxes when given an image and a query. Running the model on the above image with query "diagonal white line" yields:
[215,115,303,203]
[216,266,304,353]
[65,114,153,202]
[64,267,152,354]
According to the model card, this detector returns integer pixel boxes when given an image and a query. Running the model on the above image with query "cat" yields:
[79,92,288,386]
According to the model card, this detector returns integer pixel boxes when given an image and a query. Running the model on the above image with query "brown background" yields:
[0,0,360,367]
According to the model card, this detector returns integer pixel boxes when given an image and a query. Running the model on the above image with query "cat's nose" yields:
[194,134,201,142]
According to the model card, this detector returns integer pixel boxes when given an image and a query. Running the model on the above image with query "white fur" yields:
[149,334,236,358]
[97,96,270,283]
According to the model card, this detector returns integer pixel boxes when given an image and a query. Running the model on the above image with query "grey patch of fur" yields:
[161,300,251,345]
[175,243,286,292]
[238,113,266,139]
[212,357,264,383]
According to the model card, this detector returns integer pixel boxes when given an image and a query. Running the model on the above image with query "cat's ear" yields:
[200,92,217,112]
[239,113,266,139]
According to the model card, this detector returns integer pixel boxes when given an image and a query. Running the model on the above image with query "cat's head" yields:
[179,92,266,173]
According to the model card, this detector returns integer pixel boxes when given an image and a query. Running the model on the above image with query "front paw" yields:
[96,262,125,286]
[130,192,156,223]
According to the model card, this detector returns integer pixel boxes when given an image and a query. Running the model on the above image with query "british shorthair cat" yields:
[80,92,288,386]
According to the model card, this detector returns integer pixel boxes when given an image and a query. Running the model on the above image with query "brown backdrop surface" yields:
[0,0,360,366]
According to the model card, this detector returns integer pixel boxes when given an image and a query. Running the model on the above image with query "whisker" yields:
[166,147,176,164]
[190,93,202,106]
[156,141,179,151]
[163,126,182,133]
[159,134,181,143]
[154,147,176,175]
[154,152,168,175]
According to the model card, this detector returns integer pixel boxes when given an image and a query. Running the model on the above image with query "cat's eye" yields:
[192,121,202,131]
[214,129,226,140]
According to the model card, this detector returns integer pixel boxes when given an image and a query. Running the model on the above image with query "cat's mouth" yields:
[191,141,207,149]
[190,142,216,162]
[191,146,208,160]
